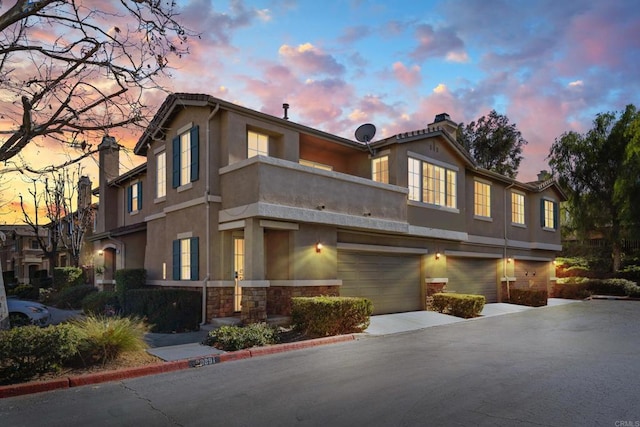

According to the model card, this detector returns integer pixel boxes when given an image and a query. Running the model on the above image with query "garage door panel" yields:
[338,251,421,315]
[447,257,498,303]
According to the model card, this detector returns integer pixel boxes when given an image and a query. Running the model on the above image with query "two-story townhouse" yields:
[91,93,566,324]
[0,225,48,284]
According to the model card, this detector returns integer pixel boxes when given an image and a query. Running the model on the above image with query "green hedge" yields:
[291,296,372,337]
[115,269,147,307]
[431,293,485,318]
[7,283,39,300]
[203,323,279,351]
[554,277,640,299]
[82,291,120,315]
[0,324,81,385]
[55,285,98,309]
[125,288,201,333]
[509,289,548,307]
[553,279,590,299]
[53,267,84,290]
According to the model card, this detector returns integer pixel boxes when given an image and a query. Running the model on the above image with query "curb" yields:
[0,334,356,399]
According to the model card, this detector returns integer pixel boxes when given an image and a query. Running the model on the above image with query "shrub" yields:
[0,324,81,385]
[203,323,279,351]
[71,315,148,366]
[585,278,640,298]
[553,279,590,299]
[7,283,39,300]
[115,269,146,307]
[509,289,548,307]
[291,296,373,337]
[82,291,120,316]
[53,267,84,290]
[616,265,640,283]
[56,285,98,309]
[431,293,485,318]
[125,288,201,333]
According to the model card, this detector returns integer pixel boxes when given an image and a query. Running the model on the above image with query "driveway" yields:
[2,299,639,426]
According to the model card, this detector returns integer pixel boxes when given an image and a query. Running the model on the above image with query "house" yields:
[89,93,566,323]
[0,225,48,285]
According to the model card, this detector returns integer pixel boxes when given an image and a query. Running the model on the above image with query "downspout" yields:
[202,102,220,325]
[504,182,515,301]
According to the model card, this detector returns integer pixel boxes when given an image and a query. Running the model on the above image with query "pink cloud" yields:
[392,62,421,87]
[409,24,466,63]
[278,43,346,76]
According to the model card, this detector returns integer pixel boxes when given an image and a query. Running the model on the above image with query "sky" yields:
[2,0,640,223]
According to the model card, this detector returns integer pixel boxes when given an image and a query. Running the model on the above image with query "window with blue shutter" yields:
[190,126,199,182]
[127,182,142,212]
[171,125,199,188]
[126,185,133,212]
[190,237,199,280]
[172,239,180,280]
[172,136,180,188]
[172,237,199,281]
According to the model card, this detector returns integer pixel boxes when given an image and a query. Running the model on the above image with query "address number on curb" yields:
[189,356,218,368]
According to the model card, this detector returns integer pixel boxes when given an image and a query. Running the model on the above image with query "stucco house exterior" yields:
[89,93,566,323]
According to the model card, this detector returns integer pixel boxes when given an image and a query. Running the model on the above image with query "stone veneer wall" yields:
[207,287,235,319]
[425,282,447,311]
[241,287,267,324]
[267,286,340,316]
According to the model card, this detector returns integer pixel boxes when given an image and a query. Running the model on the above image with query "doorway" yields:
[234,237,245,312]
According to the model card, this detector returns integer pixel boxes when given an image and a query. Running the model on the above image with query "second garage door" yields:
[447,257,498,303]
[338,251,421,315]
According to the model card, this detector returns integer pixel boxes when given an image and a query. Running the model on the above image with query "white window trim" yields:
[408,156,458,209]
[473,179,492,219]
[511,190,526,226]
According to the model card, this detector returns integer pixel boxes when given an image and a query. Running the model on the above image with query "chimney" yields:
[77,176,92,210]
[96,136,120,233]
[429,113,458,140]
[537,170,552,181]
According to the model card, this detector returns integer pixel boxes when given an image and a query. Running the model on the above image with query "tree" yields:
[547,104,640,272]
[0,0,194,173]
[457,110,528,178]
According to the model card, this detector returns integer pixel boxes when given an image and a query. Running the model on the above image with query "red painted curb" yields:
[218,350,251,362]
[0,378,70,399]
[68,360,189,387]
[249,334,356,357]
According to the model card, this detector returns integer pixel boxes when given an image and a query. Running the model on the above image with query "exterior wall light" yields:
[98,250,104,256]
[435,252,441,260]
[507,257,512,263]
[316,242,323,253]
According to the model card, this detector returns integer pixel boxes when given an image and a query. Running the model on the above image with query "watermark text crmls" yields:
[615,421,640,427]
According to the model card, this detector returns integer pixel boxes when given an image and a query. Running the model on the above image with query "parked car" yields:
[7,297,52,327]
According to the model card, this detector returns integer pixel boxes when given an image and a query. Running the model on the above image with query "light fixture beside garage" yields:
[435,252,441,260]
[315,242,323,253]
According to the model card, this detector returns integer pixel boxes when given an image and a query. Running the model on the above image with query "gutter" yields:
[504,182,515,301]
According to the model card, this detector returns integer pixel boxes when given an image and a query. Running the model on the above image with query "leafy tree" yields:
[548,104,640,272]
[457,110,528,178]
[0,0,194,173]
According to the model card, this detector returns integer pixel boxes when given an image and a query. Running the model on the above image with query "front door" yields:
[234,237,245,312]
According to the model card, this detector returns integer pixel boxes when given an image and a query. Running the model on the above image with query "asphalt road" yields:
[2,300,639,426]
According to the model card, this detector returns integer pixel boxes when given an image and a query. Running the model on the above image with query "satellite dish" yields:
[355,123,376,155]
[355,123,376,143]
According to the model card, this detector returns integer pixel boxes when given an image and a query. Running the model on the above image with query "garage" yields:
[447,257,498,302]
[514,260,550,292]
[338,251,422,315]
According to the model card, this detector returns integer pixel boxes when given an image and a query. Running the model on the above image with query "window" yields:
[407,157,456,208]
[300,159,333,171]
[172,237,199,280]
[511,192,525,225]
[156,151,166,198]
[371,156,389,184]
[474,181,491,218]
[248,131,268,158]
[172,126,199,188]
[541,199,558,230]
[31,240,39,250]
[127,182,142,213]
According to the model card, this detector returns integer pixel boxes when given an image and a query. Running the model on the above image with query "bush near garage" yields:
[115,268,147,307]
[554,277,640,299]
[81,290,120,316]
[509,289,548,307]
[53,267,84,290]
[203,323,280,351]
[553,278,591,299]
[431,293,485,318]
[6,283,39,300]
[0,324,81,385]
[55,285,99,309]
[291,296,373,337]
[124,288,201,333]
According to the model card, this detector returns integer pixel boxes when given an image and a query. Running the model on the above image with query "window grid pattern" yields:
[544,200,555,229]
[248,131,268,157]
[372,156,389,184]
[512,192,525,224]
[180,132,191,186]
[408,158,456,208]
[180,239,191,281]
[474,181,491,217]
[408,158,421,201]
[156,152,166,198]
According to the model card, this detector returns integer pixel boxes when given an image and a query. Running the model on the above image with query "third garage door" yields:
[447,257,498,303]
[338,251,421,315]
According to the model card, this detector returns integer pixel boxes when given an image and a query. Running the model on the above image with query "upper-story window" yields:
[156,151,166,199]
[248,131,268,158]
[300,159,333,171]
[408,157,457,209]
[542,199,558,230]
[173,237,199,280]
[474,180,491,218]
[127,181,142,213]
[31,240,39,250]
[511,192,525,225]
[172,125,199,188]
[371,156,389,184]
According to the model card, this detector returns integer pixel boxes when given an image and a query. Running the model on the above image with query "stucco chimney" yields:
[77,176,92,210]
[96,136,120,233]
[429,113,459,140]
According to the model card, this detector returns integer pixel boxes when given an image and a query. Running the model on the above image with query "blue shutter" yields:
[190,237,199,281]
[172,239,180,280]
[190,126,199,182]
[172,136,180,188]
[553,202,559,230]
[540,199,545,228]
[126,185,132,213]
[137,182,143,210]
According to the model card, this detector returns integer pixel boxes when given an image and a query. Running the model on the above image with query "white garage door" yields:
[447,257,498,303]
[338,251,421,315]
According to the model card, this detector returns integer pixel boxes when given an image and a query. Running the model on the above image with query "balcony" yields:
[219,156,409,233]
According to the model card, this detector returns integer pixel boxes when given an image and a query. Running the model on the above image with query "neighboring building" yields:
[91,93,567,323]
[0,225,49,284]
